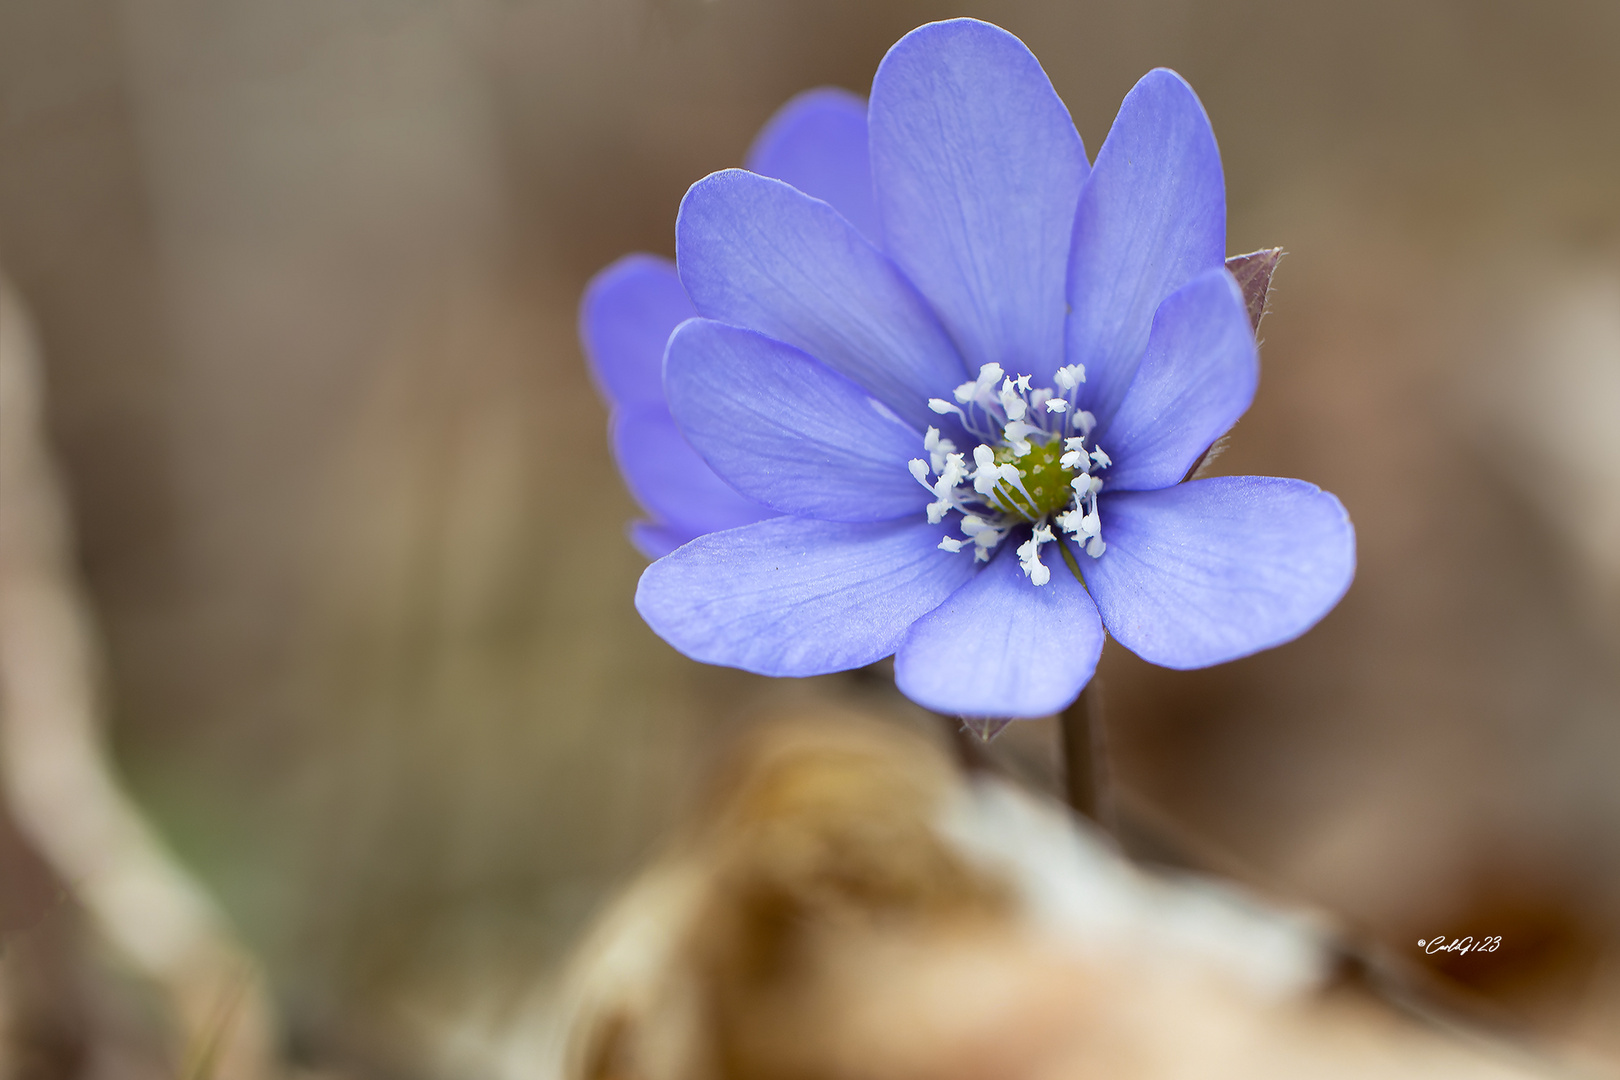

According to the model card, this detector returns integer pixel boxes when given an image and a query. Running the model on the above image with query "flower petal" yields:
[1068,69,1226,425]
[636,516,976,677]
[580,254,694,413]
[1083,477,1355,669]
[677,169,966,430]
[665,319,926,522]
[869,19,1087,384]
[895,543,1103,718]
[1098,268,1258,492]
[612,403,775,538]
[745,87,879,243]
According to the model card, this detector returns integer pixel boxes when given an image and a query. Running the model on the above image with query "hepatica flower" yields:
[581,19,1355,720]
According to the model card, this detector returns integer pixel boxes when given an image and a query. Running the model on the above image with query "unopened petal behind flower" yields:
[745,87,880,241]
[579,86,884,554]
[580,255,776,556]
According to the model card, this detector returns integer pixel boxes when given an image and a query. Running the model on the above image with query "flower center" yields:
[907,361,1111,586]
[991,439,1073,521]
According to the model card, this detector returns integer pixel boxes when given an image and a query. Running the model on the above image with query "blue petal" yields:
[745,87,879,243]
[1083,477,1355,669]
[635,516,976,676]
[678,169,967,430]
[895,542,1104,718]
[612,403,775,537]
[580,254,694,412]
[1067,69,1226,425]
[665,319,926,522]
[869,19,1087,384]
[1098,268,1258,492]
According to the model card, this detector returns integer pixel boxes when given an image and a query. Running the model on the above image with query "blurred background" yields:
[1,0,1617,1074]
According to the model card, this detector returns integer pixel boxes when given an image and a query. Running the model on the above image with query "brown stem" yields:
[1060,681,1111,829]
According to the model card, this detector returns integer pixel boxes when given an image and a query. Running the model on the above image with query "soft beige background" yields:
[2,0,1618,1069]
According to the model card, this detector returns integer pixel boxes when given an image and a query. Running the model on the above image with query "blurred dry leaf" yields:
[499,715,1574,1080]
[0,276,279,1080]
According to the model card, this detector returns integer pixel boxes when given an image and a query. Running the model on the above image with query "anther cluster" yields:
[909,361,1112,586]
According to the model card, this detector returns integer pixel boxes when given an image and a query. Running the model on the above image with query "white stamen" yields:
[925,454,969,524]
[924,427,957,473]
[998,463,1037,510]
[1002,420,1038,457]
[971,444,1002,495]
[1057,508,1098,537]
[1060,436,1089,469]
[1017,524,1055,586]
[910,369,1111,573]
[1072,474,1103,497]
[960,515,1007,556]
[1053,364,1086,390]
[998,379,1027,421]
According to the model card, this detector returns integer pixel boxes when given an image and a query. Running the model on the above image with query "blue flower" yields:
[581,19,1355,719]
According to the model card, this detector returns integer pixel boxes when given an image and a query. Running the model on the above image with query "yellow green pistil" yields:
[910,360,1112,585]
[993,439,1075,521]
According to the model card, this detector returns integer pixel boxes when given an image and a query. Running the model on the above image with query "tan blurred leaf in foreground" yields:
[520,716,1579,1080]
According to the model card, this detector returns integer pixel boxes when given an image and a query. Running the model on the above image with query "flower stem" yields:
[1060,681,1111,829]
